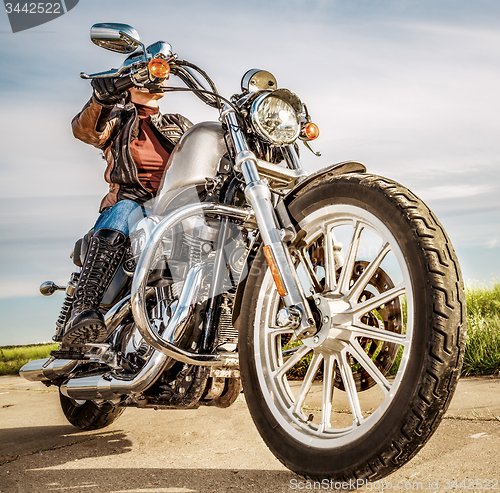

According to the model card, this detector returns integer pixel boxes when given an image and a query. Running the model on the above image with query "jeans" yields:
[94,200,144,236]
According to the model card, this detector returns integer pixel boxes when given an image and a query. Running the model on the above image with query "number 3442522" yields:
[5,3,62,14]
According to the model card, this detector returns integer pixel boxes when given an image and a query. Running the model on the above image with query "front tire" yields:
[237,173,466,481]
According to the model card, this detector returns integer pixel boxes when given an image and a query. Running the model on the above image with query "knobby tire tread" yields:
[334,174,465,480]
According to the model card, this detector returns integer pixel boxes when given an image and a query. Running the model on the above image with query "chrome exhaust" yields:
[19,358,78,382]
[60,348,169,401]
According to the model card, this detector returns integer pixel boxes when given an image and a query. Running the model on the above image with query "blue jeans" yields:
[94,200,144,236]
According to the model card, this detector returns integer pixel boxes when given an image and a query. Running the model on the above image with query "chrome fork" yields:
[221,104,316,339]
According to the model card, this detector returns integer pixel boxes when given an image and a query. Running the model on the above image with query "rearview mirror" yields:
[90,23,141,54]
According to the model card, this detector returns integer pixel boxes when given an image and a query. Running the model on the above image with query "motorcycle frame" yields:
[26,159,369,401]
[25,32,369,395]
[23,119,369,400]
[130,102,368,368]
[131,202,253,367]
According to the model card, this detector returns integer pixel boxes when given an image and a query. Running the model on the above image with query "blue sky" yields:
[0,0,499,345]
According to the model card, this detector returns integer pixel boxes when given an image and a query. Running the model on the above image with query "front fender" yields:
[232,160,366,327]
[283,160,366,204]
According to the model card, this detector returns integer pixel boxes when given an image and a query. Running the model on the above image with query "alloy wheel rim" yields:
[254,204,414,448]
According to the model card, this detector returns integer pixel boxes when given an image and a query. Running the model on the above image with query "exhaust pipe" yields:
[60,263,204,401]
[60,349,169,401]
[20,358,78,382]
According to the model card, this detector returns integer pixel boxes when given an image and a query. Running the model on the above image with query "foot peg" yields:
[50,350,90,361]
[40,281,66,296]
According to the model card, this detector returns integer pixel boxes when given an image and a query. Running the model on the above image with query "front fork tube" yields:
[222,106,316,339]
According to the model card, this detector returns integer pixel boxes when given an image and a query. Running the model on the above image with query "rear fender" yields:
[232,160,366,327]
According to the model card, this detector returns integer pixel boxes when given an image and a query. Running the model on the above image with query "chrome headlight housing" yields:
[250,90,301,145]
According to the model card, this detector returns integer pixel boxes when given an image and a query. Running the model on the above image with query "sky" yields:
[0,0,499,345]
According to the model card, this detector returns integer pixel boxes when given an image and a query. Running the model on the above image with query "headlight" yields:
[251,93,300,145]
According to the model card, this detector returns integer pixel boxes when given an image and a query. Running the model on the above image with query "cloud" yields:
[0,195,102,299]
[486,238,498,249]
[418,184,496,201]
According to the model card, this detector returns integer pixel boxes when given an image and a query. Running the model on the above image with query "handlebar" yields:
[82,59,222,110]
[114,75,136,92]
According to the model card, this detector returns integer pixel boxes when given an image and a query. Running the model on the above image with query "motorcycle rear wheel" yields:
[238,173,466,481]
[59,390,125,430]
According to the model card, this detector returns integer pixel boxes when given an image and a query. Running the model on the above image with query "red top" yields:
[130,103,171,194]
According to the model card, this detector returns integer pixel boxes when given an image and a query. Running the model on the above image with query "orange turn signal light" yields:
[148,58,171,79]
[300,122,320,141]
[263,245,287,297]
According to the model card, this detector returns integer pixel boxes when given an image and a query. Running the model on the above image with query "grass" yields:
[0,343,58,376]
[462,282,500,376]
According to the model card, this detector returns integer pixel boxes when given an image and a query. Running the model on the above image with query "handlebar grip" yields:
[114,76,135,92]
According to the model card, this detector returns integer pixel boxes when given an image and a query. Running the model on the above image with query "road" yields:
[0,374,499,492]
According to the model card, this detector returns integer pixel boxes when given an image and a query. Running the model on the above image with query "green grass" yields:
[462,282,500,376]
[0,343,58,375]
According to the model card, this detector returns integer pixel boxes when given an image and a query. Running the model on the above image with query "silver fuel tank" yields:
[156,121,227,199]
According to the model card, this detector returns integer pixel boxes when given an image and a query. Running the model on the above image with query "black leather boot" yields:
[62,228,128,346]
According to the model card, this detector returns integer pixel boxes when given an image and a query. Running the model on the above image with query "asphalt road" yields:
[0,374,499,492]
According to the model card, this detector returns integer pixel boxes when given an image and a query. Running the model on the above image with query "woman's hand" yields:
[91,77,127,106]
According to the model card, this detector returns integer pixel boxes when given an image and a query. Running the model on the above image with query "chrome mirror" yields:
[90,23,141,54]
[146,41,174,60]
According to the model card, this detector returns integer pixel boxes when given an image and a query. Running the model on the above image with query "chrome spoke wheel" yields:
[254,204,412,447]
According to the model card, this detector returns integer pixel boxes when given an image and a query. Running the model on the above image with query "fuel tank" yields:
[156,121,227,198]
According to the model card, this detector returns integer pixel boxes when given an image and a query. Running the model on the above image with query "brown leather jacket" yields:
[72,96,193,211]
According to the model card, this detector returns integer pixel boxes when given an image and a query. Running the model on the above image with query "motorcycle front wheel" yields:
[238,172,466,482]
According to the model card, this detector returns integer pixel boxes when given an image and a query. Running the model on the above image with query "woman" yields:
[62,74,192,346]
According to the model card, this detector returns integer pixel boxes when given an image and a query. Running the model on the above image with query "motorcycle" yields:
[20,23,467,482]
